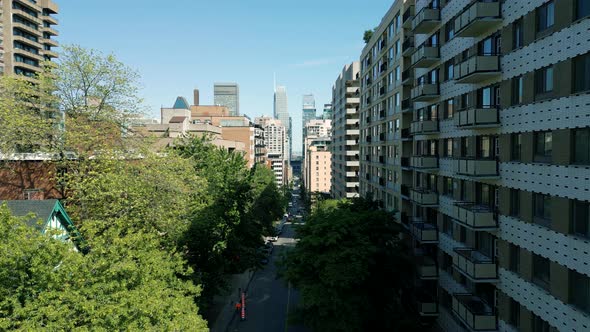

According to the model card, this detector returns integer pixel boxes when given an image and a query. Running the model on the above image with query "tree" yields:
[0,206,208,331]
[278,198,418,332]
[363,29,374,44]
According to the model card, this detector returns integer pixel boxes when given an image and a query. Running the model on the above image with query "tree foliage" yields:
[0,206,208,331]
[278,198,418,332]
[363,29,374,44]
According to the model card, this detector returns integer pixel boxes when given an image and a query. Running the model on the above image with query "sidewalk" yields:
[210,269,256,332]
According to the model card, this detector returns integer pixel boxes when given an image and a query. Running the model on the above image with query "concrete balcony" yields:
[417,294,439,317]
[412,7,440,34]
[454,203,497,230]
[402,37,415,56]
[452,293,498,331]
[410,155,439,170]
[454,107,500,128]
[12,23,42,37]
[41,26,59,36]
[453,248,497,282]
[418,256,438,280]
[411,45,440,68]
[453,158,498,178]
[402,5,414,28]
[12,35,42,49]
[454,0,502,38]
[41,38,59,47]
[411,83,439,102]
[410,188,438,206]
[42,15,59,25]
[14,61,41,73]
[12,9,42,24]
[13,48,43,62]
[410,120,439,135]
[454,55,500,83]
[410,222,438,243]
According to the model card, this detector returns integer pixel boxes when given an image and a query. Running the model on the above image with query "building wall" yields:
[306,148,331,194]
[213,83,239,116]
[0,0,59,78]
[0,160,62,200]
[222,126,255,168]
[331,62,361,199]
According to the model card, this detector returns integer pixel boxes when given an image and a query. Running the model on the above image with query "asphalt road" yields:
[226,189,309,332]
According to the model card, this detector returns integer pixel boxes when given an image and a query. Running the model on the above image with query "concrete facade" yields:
[255,116,288,187]
[331,62,361,199]
[304,138,331,194]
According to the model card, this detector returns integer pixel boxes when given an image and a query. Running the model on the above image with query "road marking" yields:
[284,281,292,332]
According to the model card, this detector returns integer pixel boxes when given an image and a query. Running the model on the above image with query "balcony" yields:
[411,44,440,68]
[401,69,414,85]
[453,248,497,282]
[411,83,439,102]
[454,106,500,128]
[454,203,497,230]
[410,222,438,243]
[410,188,438,206]
[452,294,497,331]
[402,5,415,29]
[416,293,439,317]
[454,0,502,38]
[453,158,498,178]
[412,7,440,34]
[410,120,439,135]
[402,37,415,56]
[418,256,438,280]
[454,55,500,83]
[401,98,413,112]
[410,155,438,170]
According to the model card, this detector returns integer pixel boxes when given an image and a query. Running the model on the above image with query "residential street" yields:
[213,187,309,332]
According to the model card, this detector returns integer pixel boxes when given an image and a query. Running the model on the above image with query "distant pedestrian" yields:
[235,301,242,314]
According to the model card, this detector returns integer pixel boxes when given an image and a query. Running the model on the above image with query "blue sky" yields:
[57,0,391,152]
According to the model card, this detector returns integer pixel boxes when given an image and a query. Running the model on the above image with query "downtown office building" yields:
[359,0,590,331]
[214,83,240,116]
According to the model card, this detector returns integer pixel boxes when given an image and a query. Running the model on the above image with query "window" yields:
[509,244,520,273]
[574,128,590,164]
[511,133,522,161]
[509,299,520,328]
[444,177,453,196]
[395,40,401,59]
[572,200,590,238]
[532,254,550,290]
[510,189,520,218]
[570,270,590,313]
[477,136,495,159]
[577,0,590,20]
[573,53,590,93]
[537,1,555,33]
[532,313,551,332]
[512,76,524,105]
[478,85,499,108]
[533,193,551,227]
[513,19,523,49]
[535,66,554,95]
[461,137,469,157]
[395,66,401,81]
[534,131,552,162]
[445,60,454,81]
[445,21,454,40]
[445,99,454,119]
[444,139,453,157]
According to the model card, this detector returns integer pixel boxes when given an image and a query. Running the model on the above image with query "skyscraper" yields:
[0,0,59,78]
[302,94,317,157]
[214,83,239,116]
[274,85,290,162]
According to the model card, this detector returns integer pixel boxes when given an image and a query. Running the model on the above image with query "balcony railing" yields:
[418,256,438,280]
[454,0,502,38]
[410,221,438,243]
[452,293,498,331]
[410,188,438,206]
[411,44,440,68]
[453,54,501,83]
[417,294,439,316]
[453,157,498,177]
[410,155,439,169]
[412,7,440,34]
[402,5,415,28]
[401,98,413,112]
[401,68,414,85]
[454,106,500,128]
[402,37,415,56]
[411,83,439,102]
[453,248,498,281]
[454,202,497,230]
[410,120,439,135]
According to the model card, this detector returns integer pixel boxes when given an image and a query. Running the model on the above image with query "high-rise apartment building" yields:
[0,0,59,78]
[255,116,288,186]
[302,94,317,156]
[274,85,291,162]
[331,62,360,199]
[362,0,590,331]
[304,138,331,194]
[214,83,239,116]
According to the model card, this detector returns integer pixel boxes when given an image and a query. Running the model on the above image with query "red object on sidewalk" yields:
[240,291,246,320]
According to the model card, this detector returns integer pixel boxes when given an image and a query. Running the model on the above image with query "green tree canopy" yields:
[278,198,418,332]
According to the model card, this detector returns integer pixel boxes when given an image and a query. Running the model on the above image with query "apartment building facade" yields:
[0,0,59,78]
[304,138,332,194]
[385,0,590,331]
[359,0,414,218]
[331,62,361,199]
[255,116,288,186]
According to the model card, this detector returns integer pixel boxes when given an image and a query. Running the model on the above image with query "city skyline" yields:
[54,0,393,153]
